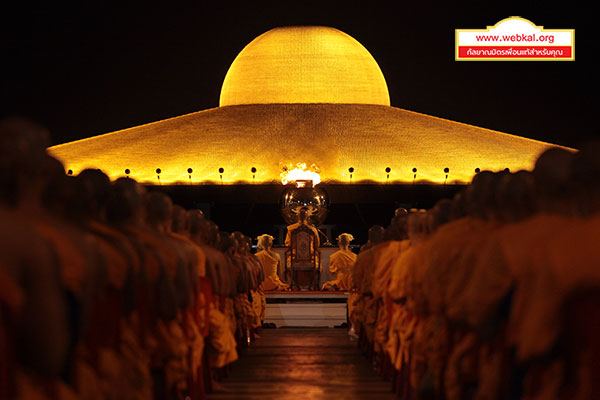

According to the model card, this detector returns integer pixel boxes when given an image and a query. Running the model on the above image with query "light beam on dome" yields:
[281,163,321,186]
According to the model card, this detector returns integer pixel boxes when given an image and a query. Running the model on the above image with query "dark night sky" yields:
[1,1,597,149]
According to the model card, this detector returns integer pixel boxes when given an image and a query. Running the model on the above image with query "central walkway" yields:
[207,328,396,400]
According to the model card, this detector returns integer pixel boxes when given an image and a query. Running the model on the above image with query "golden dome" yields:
[48,26,570,185]
[49,104,566,185]
[219,26,390,106]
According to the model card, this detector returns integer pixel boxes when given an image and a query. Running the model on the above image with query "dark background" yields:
[1,1,597,148]
[150,183,463,244]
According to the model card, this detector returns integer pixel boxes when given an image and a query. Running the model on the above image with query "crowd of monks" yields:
[3,116,599,400]
[348,145,600,400]
[0,118,268,400]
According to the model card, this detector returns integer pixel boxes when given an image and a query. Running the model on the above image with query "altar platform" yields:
[264,291,348,328]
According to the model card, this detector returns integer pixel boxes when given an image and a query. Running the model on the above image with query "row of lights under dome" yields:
[65,166,508,182]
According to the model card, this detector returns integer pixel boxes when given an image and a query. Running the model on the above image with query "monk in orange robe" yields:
[185,215,238,377]
[284,207,320,249]
[503,146,600,400]
[0,208,70,399]
[351,225,384,341]
[360,212,410,353]
[233,233,264,333]
[77,169,159,400]
[284,207,322,290]
[321,233,357,291]
[255,234,289,291]
[104,179,181,399]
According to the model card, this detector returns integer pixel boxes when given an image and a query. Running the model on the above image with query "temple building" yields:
[49,26,568,184]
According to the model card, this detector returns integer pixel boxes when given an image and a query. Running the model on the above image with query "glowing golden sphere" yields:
[219,26,390,106]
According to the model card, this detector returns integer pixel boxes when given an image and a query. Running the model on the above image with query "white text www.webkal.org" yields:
[475,33,555,43]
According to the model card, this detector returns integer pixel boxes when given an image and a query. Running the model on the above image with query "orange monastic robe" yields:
[386,244,422,371]
[321,249,357,291]
[284,222,320,249]
[372,240,410,299]
[465,214,576,361]
[351,247,378,340]
[372,241,410,353]
[418,217,490,317]
[255,250,289,291]
[508,214,585,359]
[353,246,377,295]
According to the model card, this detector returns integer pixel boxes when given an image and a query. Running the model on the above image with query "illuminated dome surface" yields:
[219,26,390,106]
[48,26,570,184]
[49,104,565,184]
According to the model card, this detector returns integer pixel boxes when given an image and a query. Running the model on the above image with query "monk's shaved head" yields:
[0,117,49,169]
[337,233,354,248]
[394,207,408,217]
[430,198,452,232]
[384,211,409,241]
[450,190,467,221]
[219,231,236,255]
[39,156,69,215]
[533,147,576,213]
[467,171,494,219]
[78,169,111,220]
[171,204,188,233]
[569,142,600,216]
[145,191,173,231]
[534,147,575,192]
[231,231,249,254]
[368,225,385,244]
[207,221,220,248]
[467,170,506,220]
[257,234,274,250]
[105,178,146,225]
[0,118,51,206]
[498,171,536,222]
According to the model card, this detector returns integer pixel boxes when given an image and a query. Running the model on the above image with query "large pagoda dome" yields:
[220,26,390,106]
[49,26,568,184]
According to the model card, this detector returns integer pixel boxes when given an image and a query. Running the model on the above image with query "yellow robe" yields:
[444,220,499,324]
[255,250,289,291]
[418,217,489,318]
[353,246,377,295]
[462,214,577,362]
[372,240,410,300]
[351,247,377,340]
[284,222,321,273]
[207,303,238,368]
[372,241,410,353]
[508,214,583,361]
[388,245,418,302]
[284,222,320,249]
[535,213,600,400]
[321,249,357,291]
[385,243,425,372]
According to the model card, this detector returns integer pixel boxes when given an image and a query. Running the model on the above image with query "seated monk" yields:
[322,233,357,291]
[255,234,289,291]
[284,206,320,272]
[284,206,320,249]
